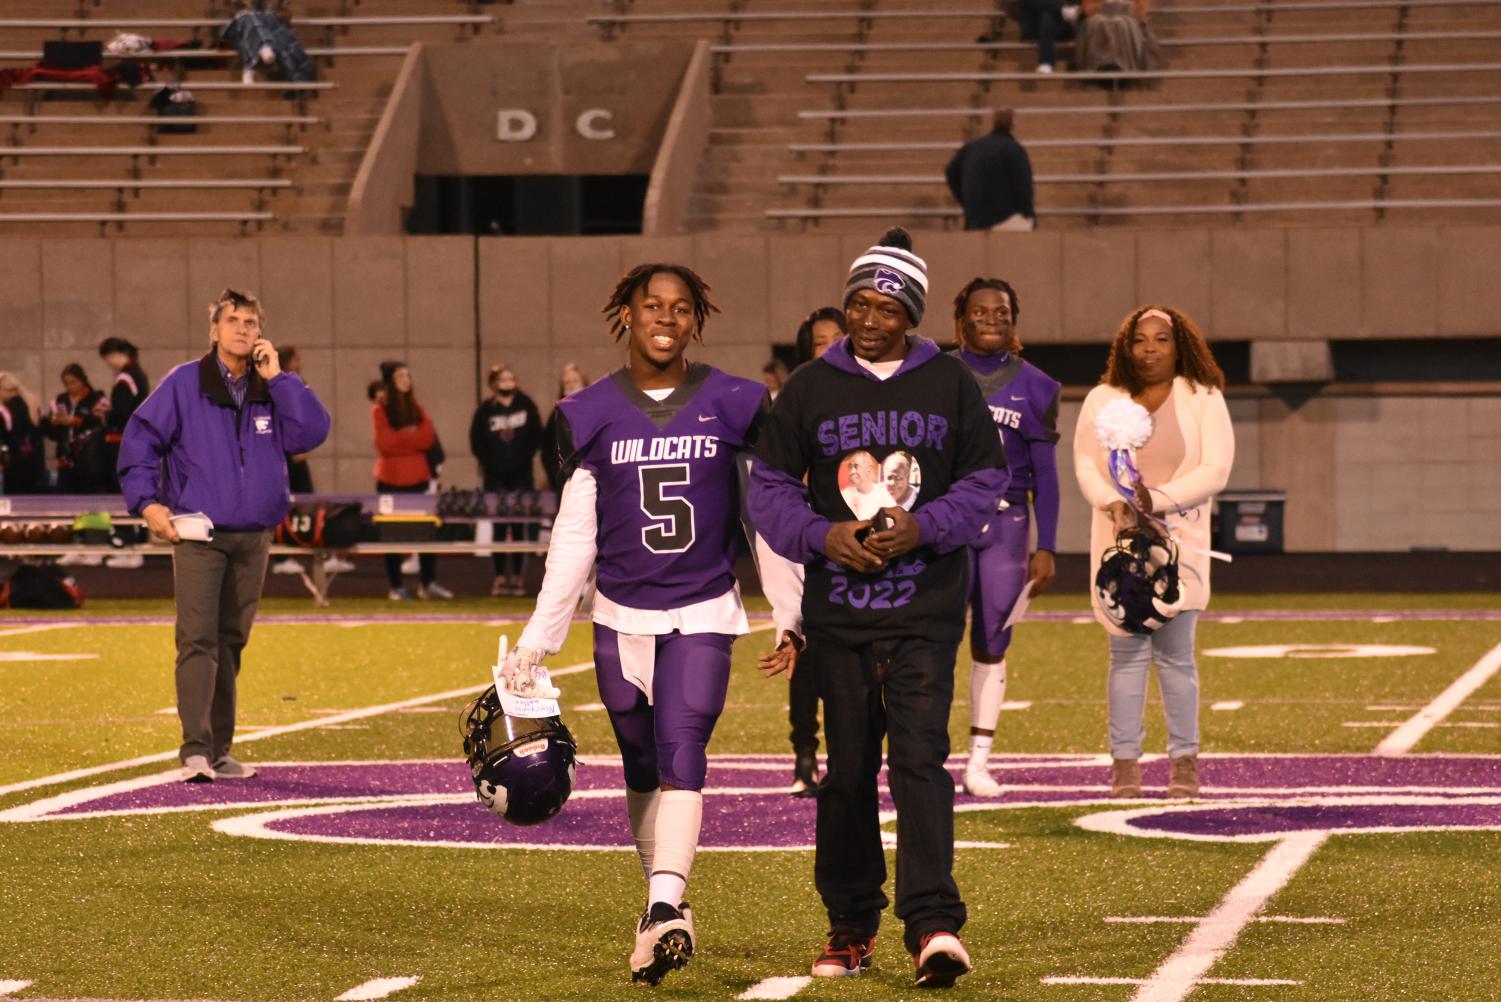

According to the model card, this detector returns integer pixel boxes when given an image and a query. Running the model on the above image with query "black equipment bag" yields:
[0,564,85,609]
[275,502,364,549]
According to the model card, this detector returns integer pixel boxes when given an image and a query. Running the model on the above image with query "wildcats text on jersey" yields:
[609,434,720,465]
[989,405,1022,430]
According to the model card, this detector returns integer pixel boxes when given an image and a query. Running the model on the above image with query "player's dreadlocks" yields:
[602,263,718,342]
[1102,305,1225,394]
[952,277,1023,353]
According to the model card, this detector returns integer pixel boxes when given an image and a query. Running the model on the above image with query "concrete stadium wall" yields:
[1,226,1497,552]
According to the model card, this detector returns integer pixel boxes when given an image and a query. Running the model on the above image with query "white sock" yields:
[648,789,702,907]
[969,658,1008,733]
[626,788,659,884]
[968,734,993,771]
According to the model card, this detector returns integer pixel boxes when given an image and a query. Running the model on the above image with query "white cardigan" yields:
[1073,377,1235,635]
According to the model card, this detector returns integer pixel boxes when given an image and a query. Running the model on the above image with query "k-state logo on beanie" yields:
[873,267,907,297]
[844,227,928,326]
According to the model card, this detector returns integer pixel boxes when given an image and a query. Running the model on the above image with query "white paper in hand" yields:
[1001,579,1036,632]
[169,511,214,542]
[490,635,561,719]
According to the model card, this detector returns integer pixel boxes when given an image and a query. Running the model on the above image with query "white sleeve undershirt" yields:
[517,467,598,655]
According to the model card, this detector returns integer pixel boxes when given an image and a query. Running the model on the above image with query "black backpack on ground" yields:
[0,563,85,609]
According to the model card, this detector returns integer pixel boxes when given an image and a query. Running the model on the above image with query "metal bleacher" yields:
[607,0,1501,230]
[0,0,524,236]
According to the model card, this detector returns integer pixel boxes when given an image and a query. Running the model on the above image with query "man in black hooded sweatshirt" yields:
[748,228,1007,989]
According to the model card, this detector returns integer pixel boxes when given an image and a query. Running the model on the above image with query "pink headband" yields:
[1138,308,1172,325]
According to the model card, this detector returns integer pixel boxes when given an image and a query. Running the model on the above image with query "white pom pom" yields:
[1095,398,1154,451]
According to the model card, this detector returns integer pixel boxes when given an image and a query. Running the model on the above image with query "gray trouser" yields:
[172,529,271,763]
[1106,610,1200,760]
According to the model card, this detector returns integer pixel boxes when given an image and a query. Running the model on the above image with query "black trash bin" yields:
[1213,490,1286,553]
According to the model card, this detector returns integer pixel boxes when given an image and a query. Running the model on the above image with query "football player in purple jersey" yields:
[950,278,1062,797]
[509,263,798,987]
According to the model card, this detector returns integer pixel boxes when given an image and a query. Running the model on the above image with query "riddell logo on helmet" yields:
[873,267,906,296]
[513,739,548,758]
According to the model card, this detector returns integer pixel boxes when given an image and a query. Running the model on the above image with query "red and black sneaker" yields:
[913,931,972,989]
[811,929,877,978]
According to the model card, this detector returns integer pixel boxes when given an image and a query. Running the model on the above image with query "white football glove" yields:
[501,644,562,700]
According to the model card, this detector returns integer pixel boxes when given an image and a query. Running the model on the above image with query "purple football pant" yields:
[968,506,1031,662]
[593,624,734,793]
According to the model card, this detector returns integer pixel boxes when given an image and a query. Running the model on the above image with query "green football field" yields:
[2,593,1499,1002]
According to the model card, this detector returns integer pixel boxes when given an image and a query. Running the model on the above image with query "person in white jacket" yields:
[1073,305,1233,799]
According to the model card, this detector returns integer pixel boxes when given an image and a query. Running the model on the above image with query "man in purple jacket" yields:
[119,289,331,784]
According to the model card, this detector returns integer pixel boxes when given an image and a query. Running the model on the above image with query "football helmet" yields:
[460,686,577,826]
[1094,529,1183,634]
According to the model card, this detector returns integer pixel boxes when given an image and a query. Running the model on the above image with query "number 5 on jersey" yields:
[639,463,696,554]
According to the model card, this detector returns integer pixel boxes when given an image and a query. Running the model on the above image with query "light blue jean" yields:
[1106,610,1200,760]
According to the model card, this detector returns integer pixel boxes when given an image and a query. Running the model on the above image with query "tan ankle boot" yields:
[1110,758,1142,798]
[1168,755,1200,798]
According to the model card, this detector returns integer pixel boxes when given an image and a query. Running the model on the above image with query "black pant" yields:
[483,473,537,579]
[376,480,435,588]
[1018,0,1074,66]
[810,632,966,954]
[789,658,820,755]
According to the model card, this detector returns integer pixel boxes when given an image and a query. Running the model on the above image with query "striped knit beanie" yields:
[844,226,928,327]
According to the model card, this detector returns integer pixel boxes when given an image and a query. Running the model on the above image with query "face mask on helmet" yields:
[461,686,577,826]
[1094,530,1183,634]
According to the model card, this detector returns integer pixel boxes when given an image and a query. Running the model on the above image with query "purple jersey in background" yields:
[955,349,1061,504]
[555,363,764,612]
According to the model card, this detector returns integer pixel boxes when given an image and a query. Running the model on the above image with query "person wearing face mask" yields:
[1073,305,1233,800]
[949,277,1061,798]
[470,363,543,596]
[749,227,1006,989]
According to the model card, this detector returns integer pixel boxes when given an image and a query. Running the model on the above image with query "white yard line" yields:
[1128,831,1328,1002]
[0,623,75,638]
[1046,976,1301,986]
[1106,915,1343,925]
[0,981,34,996]
[335,977,420,1001]
[1375,641,1501,756]
[0,660,597,799]
[1211,701,1244,711]
[737,976,812,1000]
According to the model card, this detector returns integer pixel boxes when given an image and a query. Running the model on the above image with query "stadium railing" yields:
[777,163,1501,187]
[762,198,1501,226]
[4,80,334,115]
[785,128,1501,155]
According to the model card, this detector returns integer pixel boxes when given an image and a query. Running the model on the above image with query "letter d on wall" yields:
[497,109,538,142]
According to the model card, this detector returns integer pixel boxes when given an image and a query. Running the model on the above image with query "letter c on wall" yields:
[575,109,616,141]
[497,109,538,142]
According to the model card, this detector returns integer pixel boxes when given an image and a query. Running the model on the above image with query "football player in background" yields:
[508,263,797,986]
[951,278,1061,796]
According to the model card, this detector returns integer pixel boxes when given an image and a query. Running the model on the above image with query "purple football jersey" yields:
[955,351,1060,503]
[556,363,765,611]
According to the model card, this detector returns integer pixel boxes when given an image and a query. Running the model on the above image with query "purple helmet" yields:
[1094,530,1183,634]
[461,686,577,826]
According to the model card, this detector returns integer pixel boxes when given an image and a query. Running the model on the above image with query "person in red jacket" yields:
[372,360,451,600]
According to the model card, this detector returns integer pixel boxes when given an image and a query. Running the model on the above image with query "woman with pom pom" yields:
[1072,306,1234,799]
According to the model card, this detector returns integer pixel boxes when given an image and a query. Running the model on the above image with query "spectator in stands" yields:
[762,359,791,401]
[373,360,452,601]
[46,364,106,494]
[945,109,1036,232]
[118,288,330,783]
[276,345,314,494]
[1076,0,1160,76]
[0,372,46,495]
[795,307,847,366]
[1016,0,1080,74]
[541,363,589,493]
[96,337,151,493]
[470,363,543,597]
[222,0,315,86]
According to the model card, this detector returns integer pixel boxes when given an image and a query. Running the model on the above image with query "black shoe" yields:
[791,749,819,798]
